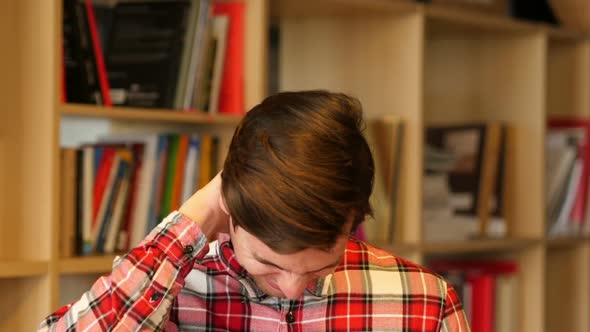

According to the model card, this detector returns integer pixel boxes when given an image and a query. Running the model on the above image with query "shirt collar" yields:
[215,233,331,300]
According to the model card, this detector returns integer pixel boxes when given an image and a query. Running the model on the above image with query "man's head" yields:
[221,90,374,254]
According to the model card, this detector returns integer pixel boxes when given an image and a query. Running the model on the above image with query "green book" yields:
[159,134,180,220]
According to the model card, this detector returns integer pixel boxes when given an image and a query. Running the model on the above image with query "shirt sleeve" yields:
[440,282,471,332]
[37,211,209,332]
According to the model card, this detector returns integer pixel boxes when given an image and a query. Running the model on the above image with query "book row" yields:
[59,133,220,257]
[63,0,244,114]
[423,122,510,242]
[546,118,590,238]
[430,259,520,332]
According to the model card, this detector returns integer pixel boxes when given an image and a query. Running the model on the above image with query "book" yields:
[104,161,131,254]
[181,135,201,202]
[183,0,212,110]
[205,15,229,114]
[425,123,506,239]
[160,134,180,220]
[466,273,495,332]
[148,135,170,232]
[546,128,585,236]
[92,146,116,224]
[91,150,122,251]
[198,134,213,189]
[429,259,519,332]
[548,118,590,236]
[118,142,144,252]
[84,0,112,106]
[81,145,95,255]
[105,1,190,108]
[171,135,190,210]
[212,1,245,115]
[173,0,208,109]
[95,149,132,253]
[63,0,104,104]
[495,274,519,332]
[62,0,96,103]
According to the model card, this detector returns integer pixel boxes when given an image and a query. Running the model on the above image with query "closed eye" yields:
[253,253,342,275]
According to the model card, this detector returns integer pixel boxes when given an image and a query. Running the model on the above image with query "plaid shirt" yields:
[39,212,470,331]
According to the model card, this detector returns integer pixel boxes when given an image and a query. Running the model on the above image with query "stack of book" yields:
[62,0,245,114]
[546,118,590,238]
[59,133,220,257]
[423,123,512,242]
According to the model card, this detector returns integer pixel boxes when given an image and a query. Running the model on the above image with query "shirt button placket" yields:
[286,311,295,324]
[183,245,194,256]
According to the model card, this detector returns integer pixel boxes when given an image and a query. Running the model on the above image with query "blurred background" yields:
[0,0,589,331]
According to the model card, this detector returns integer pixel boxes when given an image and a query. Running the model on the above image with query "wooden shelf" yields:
[420,238,541,254]
[546,237,590,249]
[59,255,119,275]
[3,0,589,330]
[271,0,418,17]
[376,238,541,255]
[545,24,588,42]
[424,4,537,33]
[60,103,242,125]
[0,260,48,278]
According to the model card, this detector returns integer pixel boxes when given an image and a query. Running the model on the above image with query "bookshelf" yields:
[1,0,590,330]
[60,104,243,125]
[545,25,590,332]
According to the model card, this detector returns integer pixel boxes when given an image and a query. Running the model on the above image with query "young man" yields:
[39,91,470,331]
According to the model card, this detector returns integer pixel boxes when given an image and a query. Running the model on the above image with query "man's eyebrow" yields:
[253,253,343,273]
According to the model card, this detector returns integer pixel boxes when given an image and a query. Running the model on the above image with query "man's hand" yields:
[179,172,230,242]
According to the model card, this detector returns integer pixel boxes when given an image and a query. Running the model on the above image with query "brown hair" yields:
[221,90,374,254]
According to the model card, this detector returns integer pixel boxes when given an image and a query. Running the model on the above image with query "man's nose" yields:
[278,273,310,300]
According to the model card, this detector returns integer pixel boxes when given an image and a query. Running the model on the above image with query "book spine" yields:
[85,0,112,106]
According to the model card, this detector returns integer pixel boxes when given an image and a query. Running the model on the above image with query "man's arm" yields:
[440,282,471,332]
[38,212,208,331]
[38,173,230,331]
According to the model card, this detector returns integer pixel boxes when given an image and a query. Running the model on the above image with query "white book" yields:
[207,15,229,114]
[546,146,576,212]
[173,0,203,108]
[495,274,519,332]
[549,159,583,237]
[182,135,200,202]
[183,0,211,109]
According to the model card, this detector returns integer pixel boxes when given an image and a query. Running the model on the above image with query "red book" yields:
[466,273,495,332]
[548,117,590,229]
[429,260,517,332]
[213,1,245,115]
[85,0,112,106]
[92,147,116,225]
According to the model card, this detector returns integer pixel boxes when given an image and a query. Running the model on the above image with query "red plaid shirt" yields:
[39,212,470,331]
